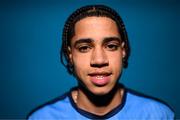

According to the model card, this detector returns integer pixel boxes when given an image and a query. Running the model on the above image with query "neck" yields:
[72,83,124,116]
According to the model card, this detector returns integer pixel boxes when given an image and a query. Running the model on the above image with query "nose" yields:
[90,47,109,68]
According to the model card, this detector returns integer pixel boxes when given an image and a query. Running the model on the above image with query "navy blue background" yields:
[0,0,179,118]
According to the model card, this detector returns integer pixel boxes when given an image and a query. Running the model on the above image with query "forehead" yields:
[74,16,118,31]
[72,16,120,42]
[76,16,116,25]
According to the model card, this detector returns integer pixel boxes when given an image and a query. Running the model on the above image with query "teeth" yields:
[96,76,104,79]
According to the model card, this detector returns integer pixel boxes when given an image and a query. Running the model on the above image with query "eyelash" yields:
[78,45,92,53]
[105,43,120,51]
[77,43,120,53]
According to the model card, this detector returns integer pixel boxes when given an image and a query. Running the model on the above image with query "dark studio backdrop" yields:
[0,0,179,119]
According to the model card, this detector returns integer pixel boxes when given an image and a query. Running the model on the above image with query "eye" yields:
[106,43,120,51]
[78,45,92,53]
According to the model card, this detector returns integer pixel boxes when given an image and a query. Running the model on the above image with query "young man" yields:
[28,5,174,119]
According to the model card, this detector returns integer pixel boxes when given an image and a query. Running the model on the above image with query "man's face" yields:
[69,16,125,95]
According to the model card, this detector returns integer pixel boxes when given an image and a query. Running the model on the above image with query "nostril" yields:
[90,55,109,67]
[90,48,109,67]
[90,62,109,68]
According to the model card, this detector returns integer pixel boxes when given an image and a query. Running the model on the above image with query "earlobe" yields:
[121,42,126,58]
[68,47,73,64]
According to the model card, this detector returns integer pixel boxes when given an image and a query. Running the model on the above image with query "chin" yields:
[90,86,113,96]
[78,79,117,96]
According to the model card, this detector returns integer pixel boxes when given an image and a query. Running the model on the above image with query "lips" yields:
[88,72,112,86]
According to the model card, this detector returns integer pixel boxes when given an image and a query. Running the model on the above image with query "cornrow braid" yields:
[61,5,130,74]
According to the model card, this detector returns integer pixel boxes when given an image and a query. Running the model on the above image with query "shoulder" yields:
[27,92,72,119]
[125,88,175,119]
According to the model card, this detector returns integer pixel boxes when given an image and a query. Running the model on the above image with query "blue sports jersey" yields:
[28,85,174,119]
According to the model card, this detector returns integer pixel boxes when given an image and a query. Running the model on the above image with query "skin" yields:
[68,16,126,115]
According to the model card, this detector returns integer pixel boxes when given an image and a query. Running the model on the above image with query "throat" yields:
[71,84,124,116]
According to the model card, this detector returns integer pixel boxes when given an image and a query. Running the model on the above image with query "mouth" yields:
[88,72,112,86]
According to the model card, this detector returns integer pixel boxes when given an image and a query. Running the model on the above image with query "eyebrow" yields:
[103,37,121,44]
[73,38,93,47]
[73,36,121,47]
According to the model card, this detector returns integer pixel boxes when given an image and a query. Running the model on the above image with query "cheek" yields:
[109,53,123,71]
[72,54,90,74]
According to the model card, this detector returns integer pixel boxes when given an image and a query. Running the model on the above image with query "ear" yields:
[68,46,73,64]
[121,42,126,58]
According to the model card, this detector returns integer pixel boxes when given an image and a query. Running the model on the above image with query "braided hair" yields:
[61,5,130,74]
